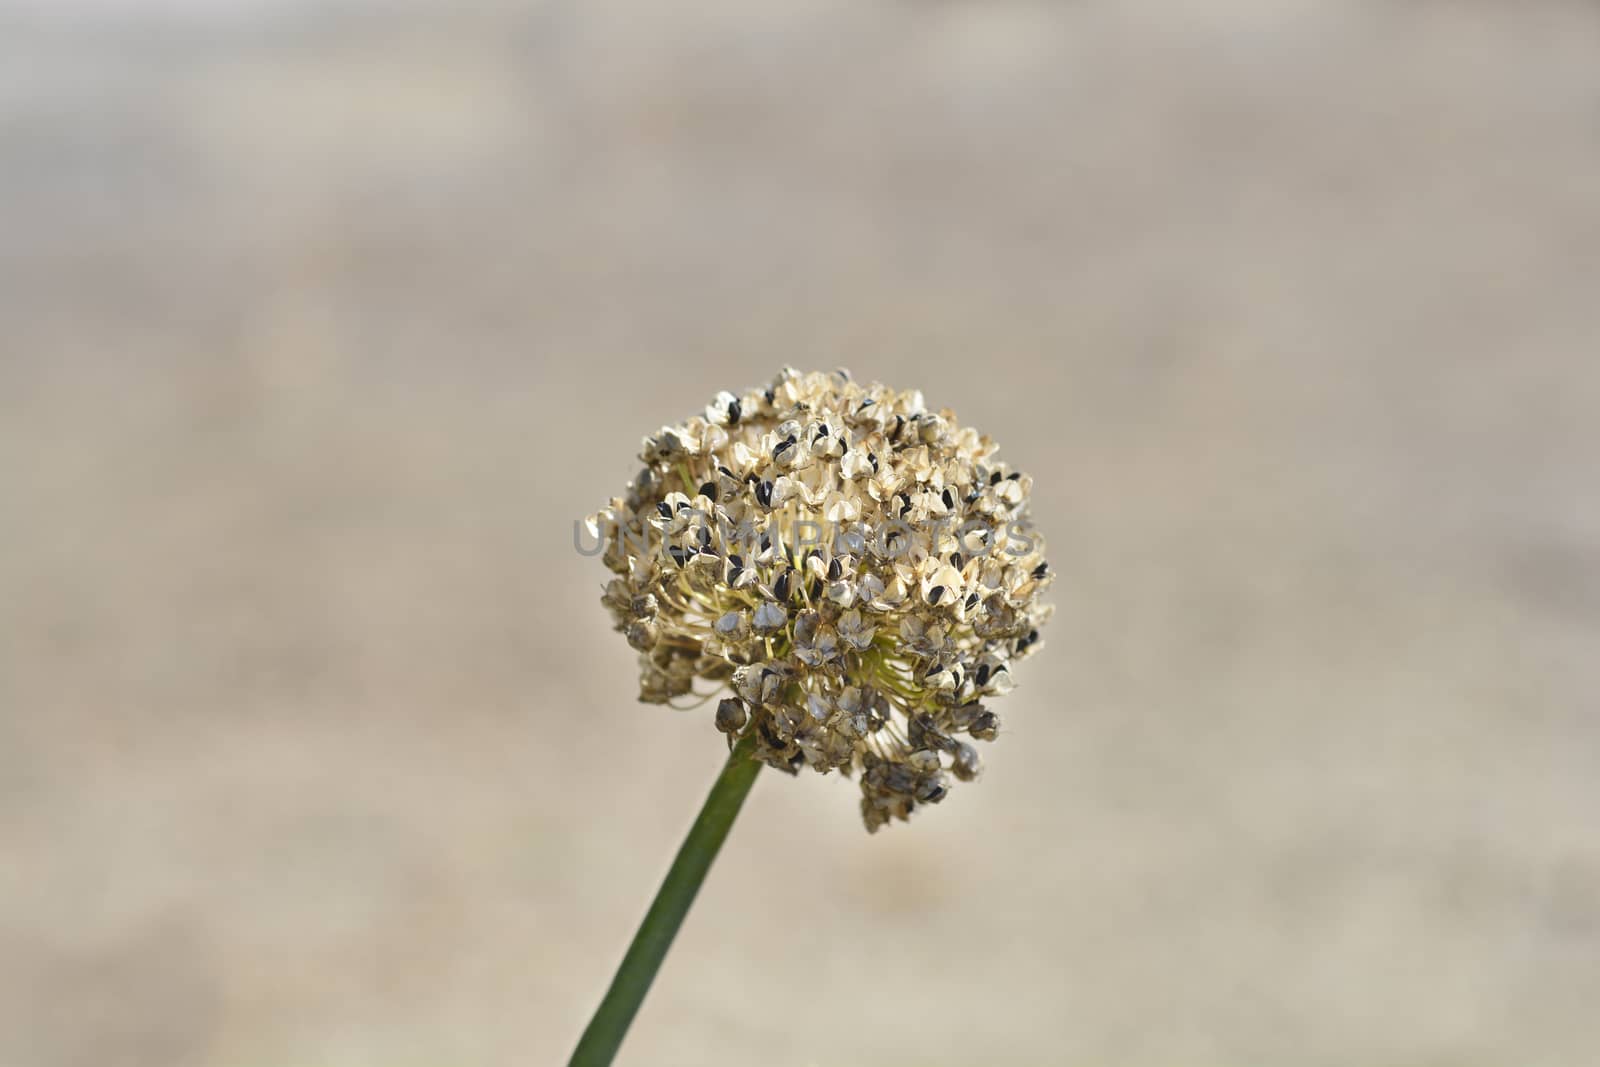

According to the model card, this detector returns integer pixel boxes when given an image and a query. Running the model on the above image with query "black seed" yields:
[868,452,879,472]
[858,397,875,409]
[699,543,717,557]
[965,489,980,504]
[667,546,688,567]
[928,585,945,605]
[760,532,772,552]
[656,501,673,519]
[1032,562,1048,579]
[814,424,828,443]
[773,571,791,600]
[697,526,711,548]
[898,494,912,518]
[827,557,842,581]
[729,564,744,583]
[699,482,717,501]
[950,553,963,570]
[729,554,744,569]
[942,488,955,509]
[727,399,741,425]
[763,388,775,404]
[754,480,773,508]
[964,592,979,610]
[676,500,689,512]
[976,663,991,685]
[1007,472,1021,481]
[719,465,735,479]
[809,576,823,601]
[990,471,1002,485]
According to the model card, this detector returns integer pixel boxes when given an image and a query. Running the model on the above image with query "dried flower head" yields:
[587,368,1052,831]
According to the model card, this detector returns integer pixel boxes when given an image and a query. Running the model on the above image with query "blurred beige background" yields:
[3,2,1598,1065]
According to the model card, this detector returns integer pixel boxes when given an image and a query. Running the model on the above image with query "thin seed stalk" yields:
[568,732,763,1067]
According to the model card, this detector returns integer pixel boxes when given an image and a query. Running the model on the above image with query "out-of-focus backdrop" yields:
[3,2,1598,1065]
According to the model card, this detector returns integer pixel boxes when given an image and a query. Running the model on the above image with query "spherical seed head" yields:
[588,367,1053,831]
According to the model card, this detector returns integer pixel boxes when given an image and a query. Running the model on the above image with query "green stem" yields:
[568,732,764,1067]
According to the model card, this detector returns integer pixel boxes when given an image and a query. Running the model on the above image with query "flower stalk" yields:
[568,733,763,1067]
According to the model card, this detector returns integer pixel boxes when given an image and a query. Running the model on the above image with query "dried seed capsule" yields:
[626,620,658,652]
[968,710,1000,742]
[715,697,748,734]
[951,742,981,782]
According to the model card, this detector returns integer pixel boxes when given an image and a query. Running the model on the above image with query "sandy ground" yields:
[2,2,1598,1065]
